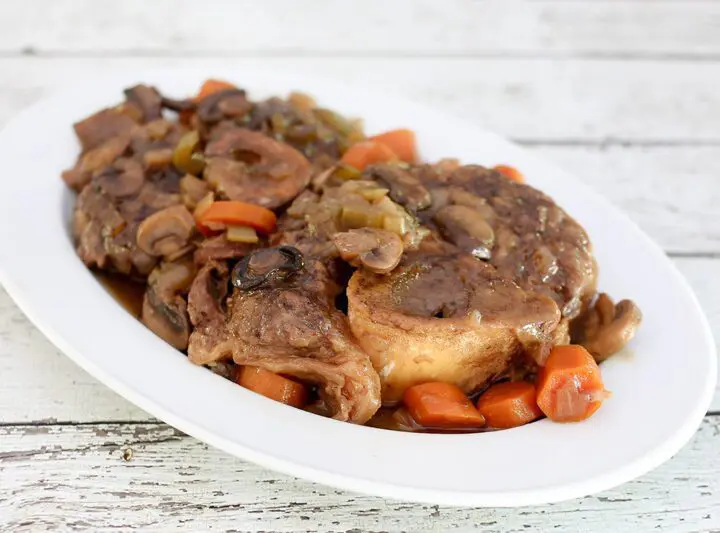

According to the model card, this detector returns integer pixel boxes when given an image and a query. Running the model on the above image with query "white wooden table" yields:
[1,2,719,531]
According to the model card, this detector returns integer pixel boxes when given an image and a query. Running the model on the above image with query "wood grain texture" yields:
[538,145,720,254]
[1,419,718,532]
[2,57,719,143]
[1,2,718,528]
[1,255,717,425]
[2,0,720,58]
[1,59,719,253]
[0,288,151,424]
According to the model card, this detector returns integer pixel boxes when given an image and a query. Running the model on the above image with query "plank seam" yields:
[2,412,719,429]
[6,48,720,62]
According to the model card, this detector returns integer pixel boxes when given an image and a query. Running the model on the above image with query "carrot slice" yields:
[369,129,417,163]
[403,382,485,428]
[236,366,308,408]
[536,345,608,422]
[196,79,238,101]
[195,200,277,235]
[493,164,525,184]
[340,141,397,171]
[476,381,543,429]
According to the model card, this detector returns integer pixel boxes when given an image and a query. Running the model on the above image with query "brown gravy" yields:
[94,272,146,318]
[93,271,492,433]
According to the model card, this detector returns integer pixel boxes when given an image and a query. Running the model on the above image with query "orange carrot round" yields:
[476,381,543,429]
[536,345,608,422]
[195,200,277,235]
[403,382,485,428]
[236,366,308,408]
[340,141,397,171]
[494,164,525,183]
[370,129,418,163]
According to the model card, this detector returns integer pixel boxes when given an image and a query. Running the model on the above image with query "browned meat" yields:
[197,89,252,124]
[63,116,184,194]
[124,85,163,122]
[204,128,311,209]
[187,256,381,423]
[142,258,197,350]
[411,164,597,319]
[73,165,185,277]
[94,157,145,198]
[73,107,138,152]
[193,235,258,265]
[61,136,130,191]
[62,82,644,431]
[571,293,642,362]
[347,247,564,403]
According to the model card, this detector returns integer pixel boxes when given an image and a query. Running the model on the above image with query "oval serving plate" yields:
[0,68,715,506]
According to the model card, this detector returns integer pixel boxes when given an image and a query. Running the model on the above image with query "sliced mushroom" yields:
[333,228,403,274]
[572,293,643,362]
[124,84,162,122]
[366,164,431,212]
[95,157,145,198]
[197,89,252,123]
[204,128,311,209]
[142,258,197,350]
[434,204,495,256]
[136,205,196,257]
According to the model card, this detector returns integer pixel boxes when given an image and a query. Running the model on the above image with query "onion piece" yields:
[226,224,259,244]
[193,192,215,221]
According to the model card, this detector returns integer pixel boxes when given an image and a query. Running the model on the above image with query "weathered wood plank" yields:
[1,59,720,251]
[540,145,720,254]
[0,288,152,424]
[1,418,718,532]
[0,256,717,425]
[2,57,719,143]
[2,0,720,58]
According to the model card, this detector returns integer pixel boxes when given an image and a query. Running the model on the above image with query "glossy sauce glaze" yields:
[95,272,146,318]
[94,270,529,433]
